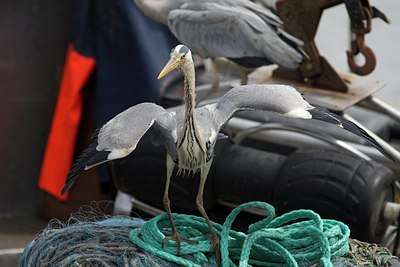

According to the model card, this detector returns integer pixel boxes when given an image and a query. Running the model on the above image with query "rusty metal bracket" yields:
[273,0,348,92]
[273,0,389,93]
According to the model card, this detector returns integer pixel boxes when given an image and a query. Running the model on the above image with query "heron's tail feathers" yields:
[309,108,395,162]
[61,143,110,195]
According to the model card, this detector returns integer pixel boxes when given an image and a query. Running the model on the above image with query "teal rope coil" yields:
[129,201,350,267]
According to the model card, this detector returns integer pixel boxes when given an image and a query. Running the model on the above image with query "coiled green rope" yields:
[129,201,350,267]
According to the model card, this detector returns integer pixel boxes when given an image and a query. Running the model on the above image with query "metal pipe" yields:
[114,191,165,217]
[359,96,400,122]
[227,117,373,157]
[343,113,400,163]
[131,197,165,217]
[226,117,400,175]
[232,122,372,161]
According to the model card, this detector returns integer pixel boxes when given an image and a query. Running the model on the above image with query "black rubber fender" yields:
[273,147,395,243]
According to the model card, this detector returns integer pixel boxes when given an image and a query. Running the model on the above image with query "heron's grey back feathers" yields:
[168,2,303,69]
[134,0,304,68]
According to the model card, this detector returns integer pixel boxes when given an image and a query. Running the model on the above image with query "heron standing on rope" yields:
[62,44,392,257]
[133,0,304,93]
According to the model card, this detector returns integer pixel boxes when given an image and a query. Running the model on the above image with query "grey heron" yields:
[62,44,392,257]
[133,0,304,91]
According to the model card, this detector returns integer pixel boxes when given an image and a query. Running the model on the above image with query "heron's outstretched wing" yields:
[168,2,303,69]
[208,84,311,128]
[205,84,393,161]
[62,103,178,194]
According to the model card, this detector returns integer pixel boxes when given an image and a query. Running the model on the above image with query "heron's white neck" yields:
[182,61,196,118]
[177,59,207,170]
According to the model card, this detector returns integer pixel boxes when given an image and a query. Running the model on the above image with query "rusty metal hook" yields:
[346,34,376,75]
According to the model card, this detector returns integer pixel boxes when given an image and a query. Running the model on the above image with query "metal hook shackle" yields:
[346,34,376,75]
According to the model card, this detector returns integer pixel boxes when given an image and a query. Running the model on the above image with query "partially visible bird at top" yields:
[133,0,304,96]
[61,44,392,259]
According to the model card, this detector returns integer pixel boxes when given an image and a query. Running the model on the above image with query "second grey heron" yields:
[62,44,392,257]
[133,0,304,91]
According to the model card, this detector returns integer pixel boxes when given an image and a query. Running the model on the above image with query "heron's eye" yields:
[181,54,186,59]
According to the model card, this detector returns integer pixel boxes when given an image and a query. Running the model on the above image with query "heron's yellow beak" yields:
[157,58,181,79]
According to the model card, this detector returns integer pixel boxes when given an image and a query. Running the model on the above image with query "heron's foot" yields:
[204,233,221,263]
[162,231,198,255]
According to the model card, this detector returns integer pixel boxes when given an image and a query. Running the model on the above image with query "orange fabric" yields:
[38,44,96,201]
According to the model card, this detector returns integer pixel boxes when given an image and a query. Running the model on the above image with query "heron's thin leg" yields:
[196,160,220,259]
[239,67,249,85]
[163,154,176,232]
[210,58,220,91]
[162,154,196,255]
